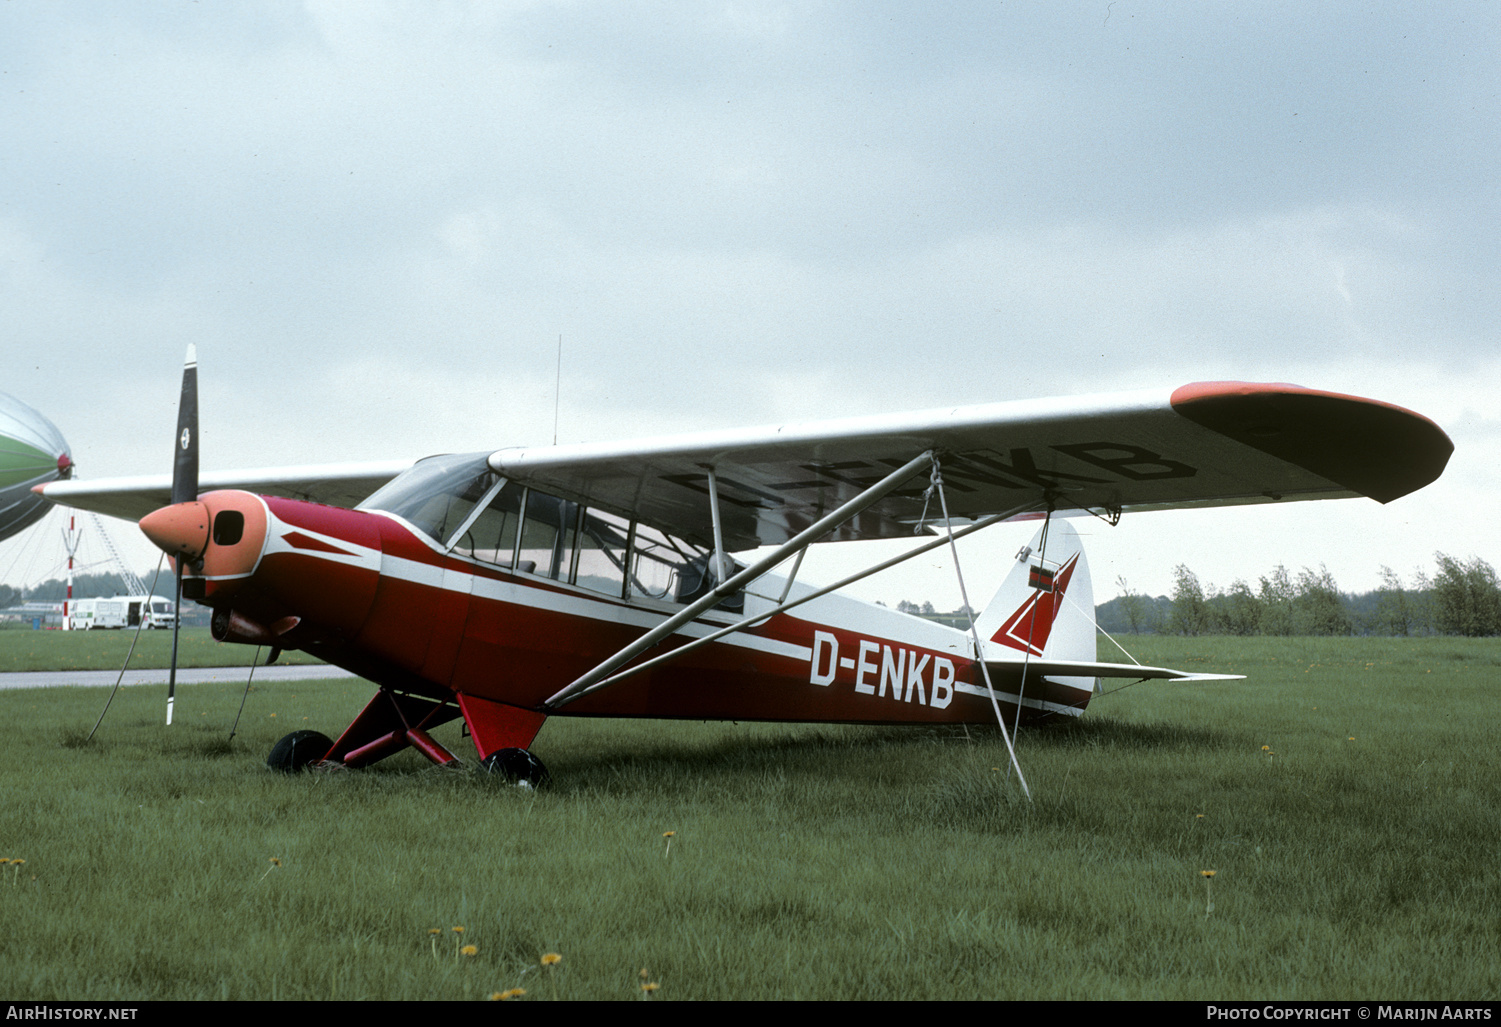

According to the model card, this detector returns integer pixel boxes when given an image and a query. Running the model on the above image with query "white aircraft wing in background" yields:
[35,460,416,522]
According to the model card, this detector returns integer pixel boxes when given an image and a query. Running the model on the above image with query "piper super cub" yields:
[37,350,1452,788]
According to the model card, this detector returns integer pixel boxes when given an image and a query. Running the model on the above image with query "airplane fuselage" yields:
[191,491,1092,757]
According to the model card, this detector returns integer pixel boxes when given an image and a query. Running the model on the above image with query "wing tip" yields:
[1170,380,1453,503]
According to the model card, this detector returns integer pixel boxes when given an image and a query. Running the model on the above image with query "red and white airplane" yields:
[37,351,1452,788]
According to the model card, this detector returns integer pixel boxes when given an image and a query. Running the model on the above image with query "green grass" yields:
[0,636,1496,1000]
[0,627,323,671]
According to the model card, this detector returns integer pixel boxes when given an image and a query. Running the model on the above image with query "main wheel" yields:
[267,730,334,773]
[481,748,551,789]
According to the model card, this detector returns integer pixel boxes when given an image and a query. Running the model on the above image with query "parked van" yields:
[71,595,176,630]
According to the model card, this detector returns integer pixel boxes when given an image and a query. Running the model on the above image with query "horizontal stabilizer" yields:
[985,658,1243,683]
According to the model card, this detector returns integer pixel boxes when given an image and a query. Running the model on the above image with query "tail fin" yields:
[973,520,1096,665]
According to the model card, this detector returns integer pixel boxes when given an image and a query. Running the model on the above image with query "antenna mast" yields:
[552,333,562,446]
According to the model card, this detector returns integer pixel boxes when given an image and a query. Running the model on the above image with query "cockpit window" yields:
[363,454,743,611]
[517,491,579,580]
[573,508,630,598]
[629,523,705,601]
[359,453,500,546]
[450,482,522,567]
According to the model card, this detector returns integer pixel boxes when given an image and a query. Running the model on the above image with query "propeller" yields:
[139,345,202,725]
[172,345,199,507]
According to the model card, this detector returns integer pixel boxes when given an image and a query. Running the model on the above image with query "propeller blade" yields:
[171,345,199,506]
[166,344,197,725]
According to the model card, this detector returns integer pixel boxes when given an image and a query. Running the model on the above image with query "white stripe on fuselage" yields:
[263,512,383,572]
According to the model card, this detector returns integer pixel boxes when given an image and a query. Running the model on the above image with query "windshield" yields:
[359,453,501,546]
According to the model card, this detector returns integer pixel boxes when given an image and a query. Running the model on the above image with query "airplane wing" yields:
[35,382,1451,549]
[487,381,1452,551]
[35,460,416,522]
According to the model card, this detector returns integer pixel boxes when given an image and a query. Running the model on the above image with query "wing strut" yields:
[544,450,939,710]
[931,460,1032,801]
[704,467,733,585]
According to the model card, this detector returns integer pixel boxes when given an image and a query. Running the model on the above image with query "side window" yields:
[629,523,694,600]
[517,491,579,580]
[573,509,630,598]
[451,483,522,568]
[628,525,744,612]
[677,551,746,613]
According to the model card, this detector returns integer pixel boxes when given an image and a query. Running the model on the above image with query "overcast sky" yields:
[3,1,1496,609]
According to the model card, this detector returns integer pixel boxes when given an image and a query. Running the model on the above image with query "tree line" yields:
[1,572,170,609]
[1104,554,1501,637]
[17,559,1499,639]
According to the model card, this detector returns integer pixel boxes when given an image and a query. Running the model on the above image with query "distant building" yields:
[1,600,64,628]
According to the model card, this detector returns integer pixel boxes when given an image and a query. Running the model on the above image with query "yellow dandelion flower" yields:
[452,926,465,934]
[1195,814,1205,820]
[1201,869,1216,878]
[428,928,442,936]
[640,968,650,980]
[1261,745,1270,751]
[541,952,561,966]
[662,831,675,838]
[641,982,660,993]
[461,945,477,957]
[269,857,282,867]
[494,988,526,1000]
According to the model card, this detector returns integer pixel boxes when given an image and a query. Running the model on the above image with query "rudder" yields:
[974,520,1096,666]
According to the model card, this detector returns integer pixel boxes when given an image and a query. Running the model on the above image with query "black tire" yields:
[267,730,334,773]
[480,748,551,789]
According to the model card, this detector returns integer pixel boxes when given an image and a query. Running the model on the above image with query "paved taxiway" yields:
[0,665,357,690]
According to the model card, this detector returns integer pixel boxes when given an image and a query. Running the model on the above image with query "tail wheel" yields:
[481,748,551,789]
[267,730,334,773]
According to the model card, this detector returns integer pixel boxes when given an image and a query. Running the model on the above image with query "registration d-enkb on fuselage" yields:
[38,357,1452,787]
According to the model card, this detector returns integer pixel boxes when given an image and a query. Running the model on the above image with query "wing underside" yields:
[486,381,1452,550]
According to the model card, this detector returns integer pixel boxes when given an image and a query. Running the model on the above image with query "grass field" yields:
[0,626,323,672]
[0,635,1496,1000]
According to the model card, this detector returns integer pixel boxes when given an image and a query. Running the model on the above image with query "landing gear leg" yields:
[457,693,550,788]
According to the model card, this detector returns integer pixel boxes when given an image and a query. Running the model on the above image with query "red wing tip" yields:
[1170,380,1449,435]
[1170,380,1453,503]
[1171,380,1439,425]
[1173,381,1327,405]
